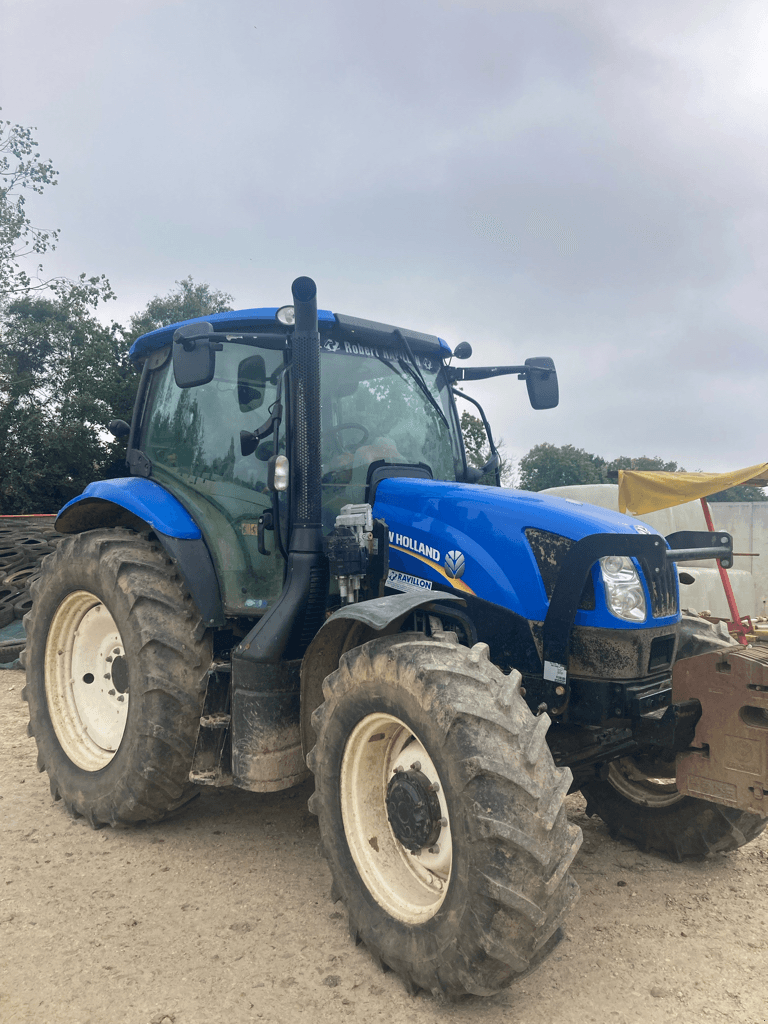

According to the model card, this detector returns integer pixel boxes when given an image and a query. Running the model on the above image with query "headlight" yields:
[600,555,647,622]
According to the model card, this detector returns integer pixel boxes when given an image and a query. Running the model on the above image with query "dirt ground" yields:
[1,666,766,1024]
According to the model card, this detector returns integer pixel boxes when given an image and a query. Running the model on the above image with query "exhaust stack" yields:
[290,276,323,543]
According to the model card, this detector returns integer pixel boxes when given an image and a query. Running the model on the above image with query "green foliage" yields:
[708,485,768,502]
[460,410,516,486]
[0,114,60,299]
[517,444,768,501]
[125,276,233,345]
[603,455,684,475]
[0,278,136,512]
[0,116,239,511]
[0,274,239,513]
[519,443,603,491]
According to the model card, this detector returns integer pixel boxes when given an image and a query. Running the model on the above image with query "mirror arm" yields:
[452,388,500,483]
[240,401,283,457]
[448,364,529,382]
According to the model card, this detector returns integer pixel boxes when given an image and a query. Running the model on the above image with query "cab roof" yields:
[129,308,452,362]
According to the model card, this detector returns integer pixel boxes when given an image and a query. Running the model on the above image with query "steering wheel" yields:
[326,422,370,455]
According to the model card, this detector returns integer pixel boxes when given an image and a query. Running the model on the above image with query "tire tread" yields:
[308,632,580,998]
[23,528,211,827]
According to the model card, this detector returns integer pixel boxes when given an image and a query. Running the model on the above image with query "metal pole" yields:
[700,497,751,644]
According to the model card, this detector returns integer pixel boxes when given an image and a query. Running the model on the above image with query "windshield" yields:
[319,340,461,524]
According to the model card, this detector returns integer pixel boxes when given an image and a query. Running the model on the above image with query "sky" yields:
[1,0,766,476]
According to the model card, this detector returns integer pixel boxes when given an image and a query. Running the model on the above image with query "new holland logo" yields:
[323,339,340,352]
[444,550,465,579]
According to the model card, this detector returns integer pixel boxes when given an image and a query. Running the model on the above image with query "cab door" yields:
[140,342,286,616]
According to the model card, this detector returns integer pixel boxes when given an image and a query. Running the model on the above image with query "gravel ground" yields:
[1,665,767,1024]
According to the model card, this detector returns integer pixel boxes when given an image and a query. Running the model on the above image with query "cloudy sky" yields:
[1,0,766,475]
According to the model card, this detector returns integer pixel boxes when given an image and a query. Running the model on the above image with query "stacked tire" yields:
[0,518,60,666]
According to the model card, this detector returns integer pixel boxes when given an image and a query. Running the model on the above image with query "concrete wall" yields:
[710,502,768,619]
[540,484,762,619]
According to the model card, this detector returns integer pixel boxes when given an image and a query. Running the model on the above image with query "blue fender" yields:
[57,478,202,539]
[299,590,466,757]
[56,478,223,626]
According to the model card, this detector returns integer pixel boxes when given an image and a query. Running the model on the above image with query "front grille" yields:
[525,529,596,611]
[644,558,678,619]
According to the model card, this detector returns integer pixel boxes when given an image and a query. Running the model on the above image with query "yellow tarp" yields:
[618,463,768,516]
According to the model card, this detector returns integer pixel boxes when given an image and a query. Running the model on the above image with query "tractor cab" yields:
[114,306,534,619]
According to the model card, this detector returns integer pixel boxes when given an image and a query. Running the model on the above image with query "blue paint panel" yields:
[130,308,455,361]
[57,478,202,540]
[373,478,679,630]
[129,308,337,360]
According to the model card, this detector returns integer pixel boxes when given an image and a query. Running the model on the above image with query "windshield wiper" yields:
[392,329,450,431]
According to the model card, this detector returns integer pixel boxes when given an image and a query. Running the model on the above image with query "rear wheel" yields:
[23,529,212,827]
[582,752,768,860]
[307,631,581,999]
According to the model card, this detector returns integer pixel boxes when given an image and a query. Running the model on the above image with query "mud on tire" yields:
[22,529,212,827]
[307,632,581,999]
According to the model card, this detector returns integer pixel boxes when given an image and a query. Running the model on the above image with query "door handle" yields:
[257,511,274,555]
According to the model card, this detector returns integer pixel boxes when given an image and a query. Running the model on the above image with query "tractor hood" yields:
[373,477,679,629]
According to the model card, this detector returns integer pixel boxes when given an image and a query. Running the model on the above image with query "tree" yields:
[460,411,516,486]
[603,455,684,477]
[517,444,768,501]
[125,276,233,345]
[0,115,237,512]
[519,443,603,491]
[0,114,60,300]
[0,277,135,512]
[708,484,768,502]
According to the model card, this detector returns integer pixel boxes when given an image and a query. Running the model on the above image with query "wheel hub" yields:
[340,713,453,923]
[44,591,129,771]
[386,766,442,852]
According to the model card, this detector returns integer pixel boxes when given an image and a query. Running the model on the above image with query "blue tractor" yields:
[22,277,766,998]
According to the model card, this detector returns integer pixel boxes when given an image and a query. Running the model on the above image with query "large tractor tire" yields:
[22,529,212,827]
[581,753,768,861]
[307,631,581,999]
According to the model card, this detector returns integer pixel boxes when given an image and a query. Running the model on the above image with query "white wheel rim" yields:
[340,713,452,924]
[44,591,128,771]
[607,756,683,809]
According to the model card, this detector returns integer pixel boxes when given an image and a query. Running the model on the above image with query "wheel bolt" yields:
[439,817,448,827]
[428,782,440,793]
[117,695,125,703]
[410,761,421,771]
[394,765,404,774]
[429,844,440,855]
[108,689,116,696]
[410,848,422,857]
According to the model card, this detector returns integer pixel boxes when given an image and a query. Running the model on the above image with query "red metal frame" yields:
[700,497,753,645]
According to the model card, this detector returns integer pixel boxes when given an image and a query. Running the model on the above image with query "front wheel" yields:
[307,632,581,999]
[23,529,212,827]
[581,753,768,860]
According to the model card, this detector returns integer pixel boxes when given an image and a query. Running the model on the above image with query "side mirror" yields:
[237,354,267,412]
[525,357,558,410]
[453,342,472,360]
[172,323,223,389]
[108,419,130,438]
